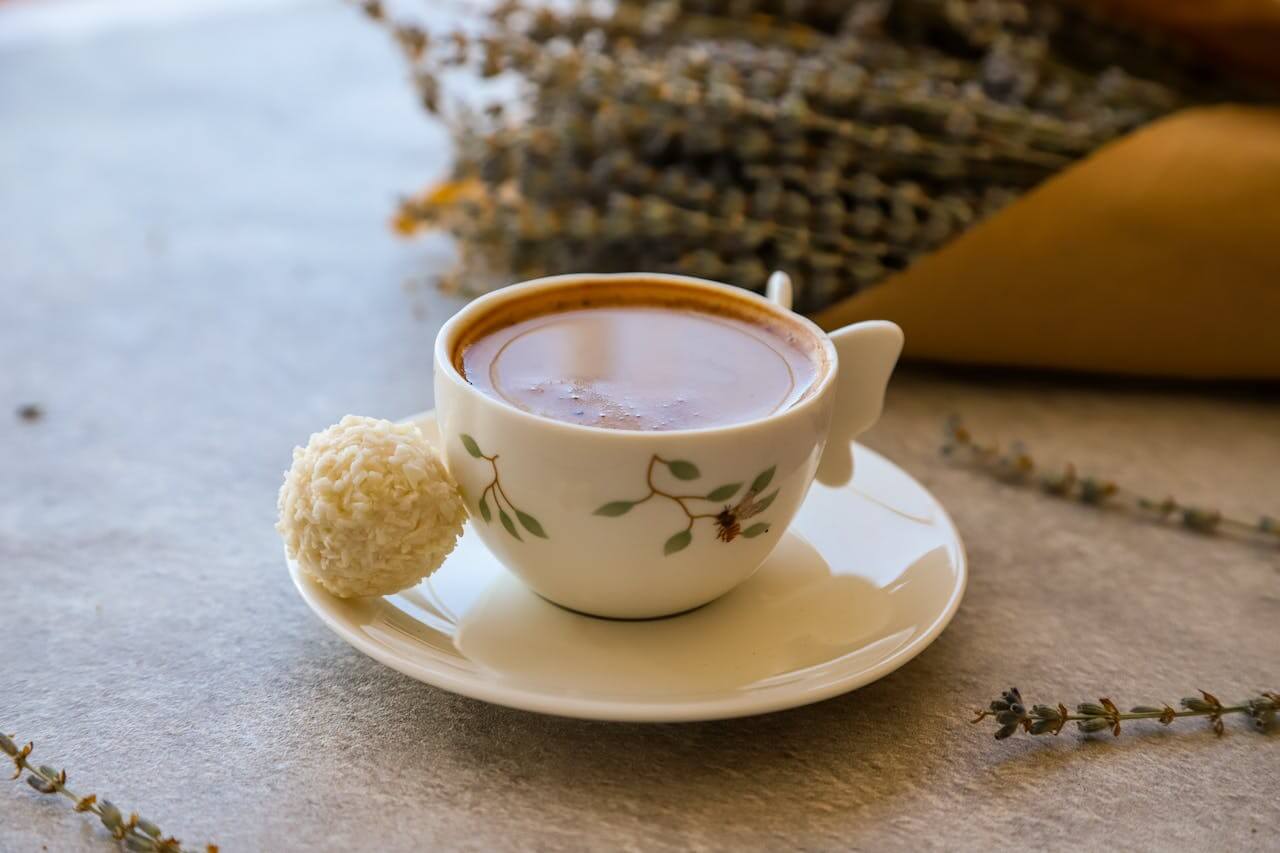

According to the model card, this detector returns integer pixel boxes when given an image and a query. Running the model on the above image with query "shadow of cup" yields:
[452,532,955,702]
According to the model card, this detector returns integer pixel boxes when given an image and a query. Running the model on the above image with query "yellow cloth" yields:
[812,106,1280,379]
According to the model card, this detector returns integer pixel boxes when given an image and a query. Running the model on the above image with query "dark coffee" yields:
[454,280,825,431]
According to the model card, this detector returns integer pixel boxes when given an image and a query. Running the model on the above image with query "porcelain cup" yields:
[433,272,903,619]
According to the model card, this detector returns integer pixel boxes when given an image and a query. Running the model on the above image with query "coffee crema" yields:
[453,280,826,431]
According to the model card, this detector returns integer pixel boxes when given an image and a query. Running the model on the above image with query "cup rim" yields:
[434,272,838,439]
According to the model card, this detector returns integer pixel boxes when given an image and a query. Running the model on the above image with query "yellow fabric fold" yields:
[812,105,1280,379]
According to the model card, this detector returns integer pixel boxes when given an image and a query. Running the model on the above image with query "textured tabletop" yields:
[2,3,1277,851]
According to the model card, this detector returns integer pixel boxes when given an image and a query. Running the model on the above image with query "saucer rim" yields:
[288,410,968,722]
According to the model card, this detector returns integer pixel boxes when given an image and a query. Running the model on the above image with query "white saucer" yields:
[289,411,966,722]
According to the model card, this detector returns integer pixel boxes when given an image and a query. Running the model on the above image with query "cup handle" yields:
[766,270,794,311]
[766,272,903,487]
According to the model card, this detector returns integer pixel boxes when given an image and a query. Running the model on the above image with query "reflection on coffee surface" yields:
[456,283,823,431]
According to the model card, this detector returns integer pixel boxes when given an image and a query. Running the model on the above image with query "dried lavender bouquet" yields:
[367,0,1245,312]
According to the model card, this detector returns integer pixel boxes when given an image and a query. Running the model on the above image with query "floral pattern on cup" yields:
[594,456,778,555]
[460,434,548,541]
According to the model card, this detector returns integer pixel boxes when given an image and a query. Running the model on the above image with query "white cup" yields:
[434,272,903,619]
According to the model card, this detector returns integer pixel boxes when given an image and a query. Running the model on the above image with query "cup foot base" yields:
[534,592,715,622]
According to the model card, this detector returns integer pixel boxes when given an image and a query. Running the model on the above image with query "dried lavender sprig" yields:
[535,0,1202,103]
[506,42,1089,171]
[455,1,1188,133]
[620,0,855,34]
[407,204,818,295]
[388,0,1192,131]
[457,126,1001,252]
[371,3,1181,215]
[465,114,1006,214]
[973,687,1278,740]
[514,0,834,51]
[654,41,1116,154]
[389,15,1106,175]
[572,99,1068,186]
[941,417,1280,545]
[1,732,216,852]
[403,145,971,303]
[397,183,889,305]
[405,186,897,262]
[670,21,1182,128]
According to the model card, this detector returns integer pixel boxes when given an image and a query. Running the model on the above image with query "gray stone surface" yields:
[2,3,1277,851]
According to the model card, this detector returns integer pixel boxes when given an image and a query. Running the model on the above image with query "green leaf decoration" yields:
[516,510,547,538]
[753,489,779,515]
[460,434,483,458]
[478,494,492,523]
[663,529,693,555]
[499,509,522,540]
[750,465,776,494]
[742,523,770,538]
[594,501,635,517]
[666,460,701,480]
[705,483,742,502]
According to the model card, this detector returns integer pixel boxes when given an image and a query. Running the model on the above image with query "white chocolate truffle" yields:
[277,415,466,597]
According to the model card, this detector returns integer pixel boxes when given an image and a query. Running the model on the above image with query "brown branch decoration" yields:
[594,455,777,555]
[460,434,548,541]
